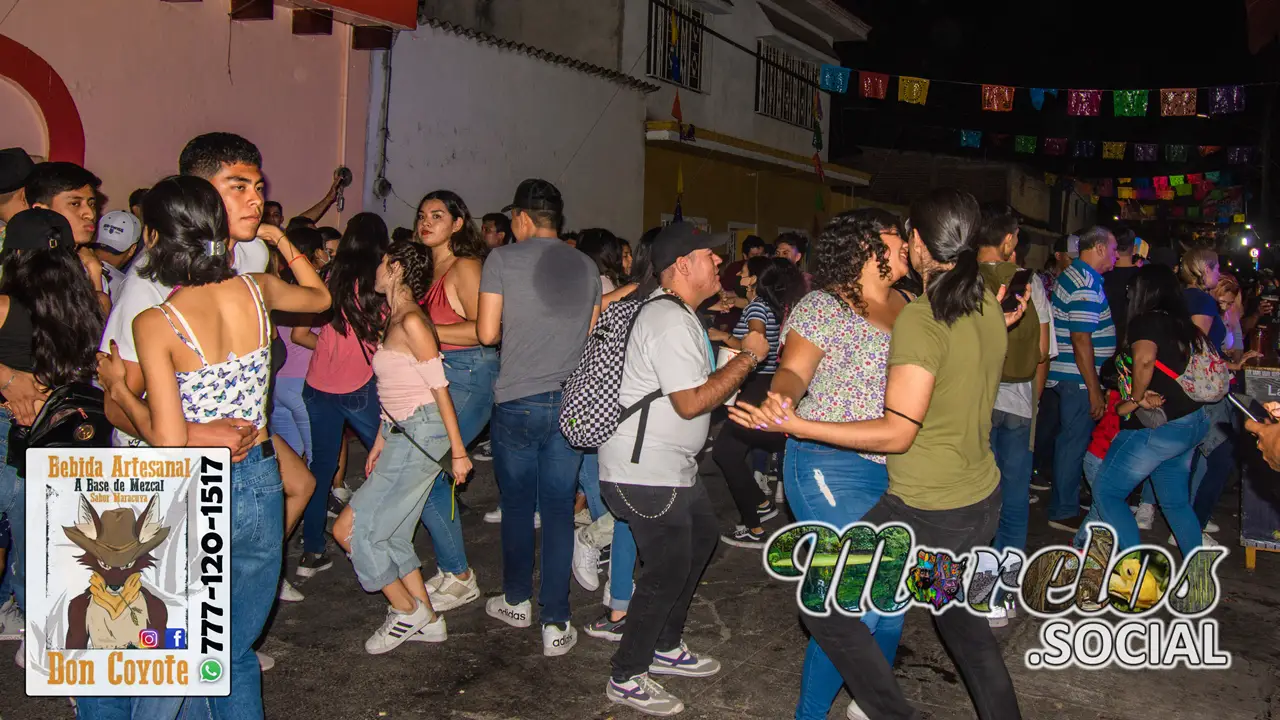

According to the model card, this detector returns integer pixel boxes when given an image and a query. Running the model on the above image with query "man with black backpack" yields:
[597,222,766,716]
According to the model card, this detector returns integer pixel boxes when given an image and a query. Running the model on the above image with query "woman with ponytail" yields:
[332,240,472,655]
[730,188,1026,720]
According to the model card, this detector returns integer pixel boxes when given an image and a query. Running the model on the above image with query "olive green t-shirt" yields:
[885,292,1006,510]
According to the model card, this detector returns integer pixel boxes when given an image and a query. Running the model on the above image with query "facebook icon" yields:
[165,628,187,649]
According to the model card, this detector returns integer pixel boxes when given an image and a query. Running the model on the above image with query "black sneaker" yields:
[583,613,626,642]
[756,499,779,523]
[721,526,767,549]
[326,494,345,519]
[473,440,493,462]
[296,552,333,578]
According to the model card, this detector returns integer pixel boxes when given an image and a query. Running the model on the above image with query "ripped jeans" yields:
[784,438,904,720]
[348,405,450,592]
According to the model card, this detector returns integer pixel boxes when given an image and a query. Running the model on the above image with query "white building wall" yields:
[367,24,647,238]
[620,0,832,161]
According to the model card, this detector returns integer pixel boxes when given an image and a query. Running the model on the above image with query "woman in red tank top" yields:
[411,190,498,612]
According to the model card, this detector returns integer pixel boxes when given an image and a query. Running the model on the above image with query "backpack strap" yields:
[619,293,692,464]
[1153,359,1179,380]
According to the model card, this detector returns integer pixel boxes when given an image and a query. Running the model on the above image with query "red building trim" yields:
[0,35,85,164]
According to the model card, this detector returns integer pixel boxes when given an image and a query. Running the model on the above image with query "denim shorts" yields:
[348,404,451,592]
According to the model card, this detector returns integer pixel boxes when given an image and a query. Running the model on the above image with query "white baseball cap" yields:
[97,210,141,253]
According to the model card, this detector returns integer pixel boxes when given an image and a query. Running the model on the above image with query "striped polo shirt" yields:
[1048,259,1115,387]
[732,298,781,373]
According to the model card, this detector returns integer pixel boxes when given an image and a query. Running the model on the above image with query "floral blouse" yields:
[781,291,891,464]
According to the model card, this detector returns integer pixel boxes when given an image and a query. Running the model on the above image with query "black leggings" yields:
[712,372,786,526]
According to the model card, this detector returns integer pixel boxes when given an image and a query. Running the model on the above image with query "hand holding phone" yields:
[1000,268,1034,314]
[1229,393,1264,424]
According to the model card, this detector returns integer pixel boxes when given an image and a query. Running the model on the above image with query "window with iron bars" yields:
[755,41,819,128]
[647,0,705,92]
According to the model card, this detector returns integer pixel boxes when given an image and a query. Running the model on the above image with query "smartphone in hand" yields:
[1000,268,1034,313]
[1228,393,1264,424]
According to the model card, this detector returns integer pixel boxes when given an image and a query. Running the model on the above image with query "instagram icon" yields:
[138,629,159,649]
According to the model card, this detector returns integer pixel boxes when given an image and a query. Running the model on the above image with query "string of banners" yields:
[954,132,1255,165]
[1045,170,1246,222]
[816,66,1250,117]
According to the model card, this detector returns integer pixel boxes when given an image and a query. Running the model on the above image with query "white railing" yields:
[647,0,705,92]
[755,41,818,128]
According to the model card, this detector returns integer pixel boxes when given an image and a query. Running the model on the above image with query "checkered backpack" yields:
[559,293,684,459]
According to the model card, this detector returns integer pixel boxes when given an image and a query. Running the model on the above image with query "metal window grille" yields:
[755,41,818,128]
[647,0,705,92]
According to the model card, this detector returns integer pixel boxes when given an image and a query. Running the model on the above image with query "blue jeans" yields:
[351,405,449,591]
[302,377,381,554]
[578,451,607,521]
[1092,409,1209,553]
[270,377,311,463]
[492,391,583,625]
[607,517,637,612]
[77,444,283,720]
[1050,383,1097,520]
[418,347,497,575]
[990,409,1032,553]
[784,439,902,720]
[0,410,24,613]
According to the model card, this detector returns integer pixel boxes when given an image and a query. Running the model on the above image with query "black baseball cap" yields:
[0,148,34,194]
[4,208,73,252]
[652,222,721,273]
[502,178,563,214]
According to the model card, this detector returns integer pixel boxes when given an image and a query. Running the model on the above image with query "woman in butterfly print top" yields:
[98,176,330,720]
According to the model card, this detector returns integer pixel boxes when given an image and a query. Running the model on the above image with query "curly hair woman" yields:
[754,208,913,720]
[412,190,493,611]
[332,240,472,654]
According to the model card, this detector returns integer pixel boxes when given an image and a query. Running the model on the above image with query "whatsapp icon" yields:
[199,659,223,683]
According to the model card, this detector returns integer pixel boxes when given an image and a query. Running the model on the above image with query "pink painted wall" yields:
[0,0,370,224]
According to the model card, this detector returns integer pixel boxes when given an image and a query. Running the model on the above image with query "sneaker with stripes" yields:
[365,600,435,655]
[607,673,684,716]
[649,640,721,678]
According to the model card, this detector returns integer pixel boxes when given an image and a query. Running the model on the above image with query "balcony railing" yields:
[755,40,818,128]
[647,0,705,92]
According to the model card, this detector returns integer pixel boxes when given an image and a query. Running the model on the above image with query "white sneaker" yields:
[332,485,353,504]
[1205,519,1220,533]
[256,651,275,671]
[775,481,785,505]
[406,614,448,643]
[987,604,1009,628]
[753,471,770,496]
[649,641,721,677]
[424,570,481,612]
[1134,503,1156,530]
[0,598,24,641]
[847,699,870,720]
[607,673,684,716]
[486,595,532,628]
[575,508,592,527]
[573,528,602,591]
[1167,532,1221,548]
[484,508,503,523]
[365,601,434,655]
[278,578,304,603]
[542,622,578,657]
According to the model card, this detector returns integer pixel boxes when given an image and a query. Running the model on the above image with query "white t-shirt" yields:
[599,289,712,488]
[994,275,1053,419]
[100,238,267,447]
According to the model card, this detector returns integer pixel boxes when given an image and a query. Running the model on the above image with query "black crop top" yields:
[0,298,34,375]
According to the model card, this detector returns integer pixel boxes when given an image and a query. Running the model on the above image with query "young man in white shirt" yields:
[600,222,768,715]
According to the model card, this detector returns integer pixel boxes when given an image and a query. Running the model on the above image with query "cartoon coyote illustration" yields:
[62,494,171,649]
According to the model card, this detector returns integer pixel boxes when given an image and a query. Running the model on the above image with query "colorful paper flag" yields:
[1073,140,1097,158]
[1068,89,1102,116]
[1157,189,1175,201]
[1176,183,1193,197]
[1029,88,1058,111]
[860,71,889,99]
[1090,195,1099,205]
[1160,88,1197,116]
[1112,89,1149,117]
[1141,205,1156,217]
[819,64,851,94]
[1044,173,1059,186]
[1186,173,1203,183]
[1102,141,1127,160]
[1194,184,1208,201]
[1234,213,1247,223]
[1169,175,1186,187]
[1118,178,1132,184]
[982,84,1014,112]
[1118,187,1136,199]
[1188,207,1200,218]
[1164,144,1189,163]
[1134,143,1158,162]
[1211,86,1246,114]
[1015,135,1037,153]
[672,91,683,124]
[1044,138,1067,156]
[1153,176,1169,190]
[1205,171,1221,183]
[959,130,982,148]
[898,76,930,104]
[669,8,681,83]
[1172,206,1185,218]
